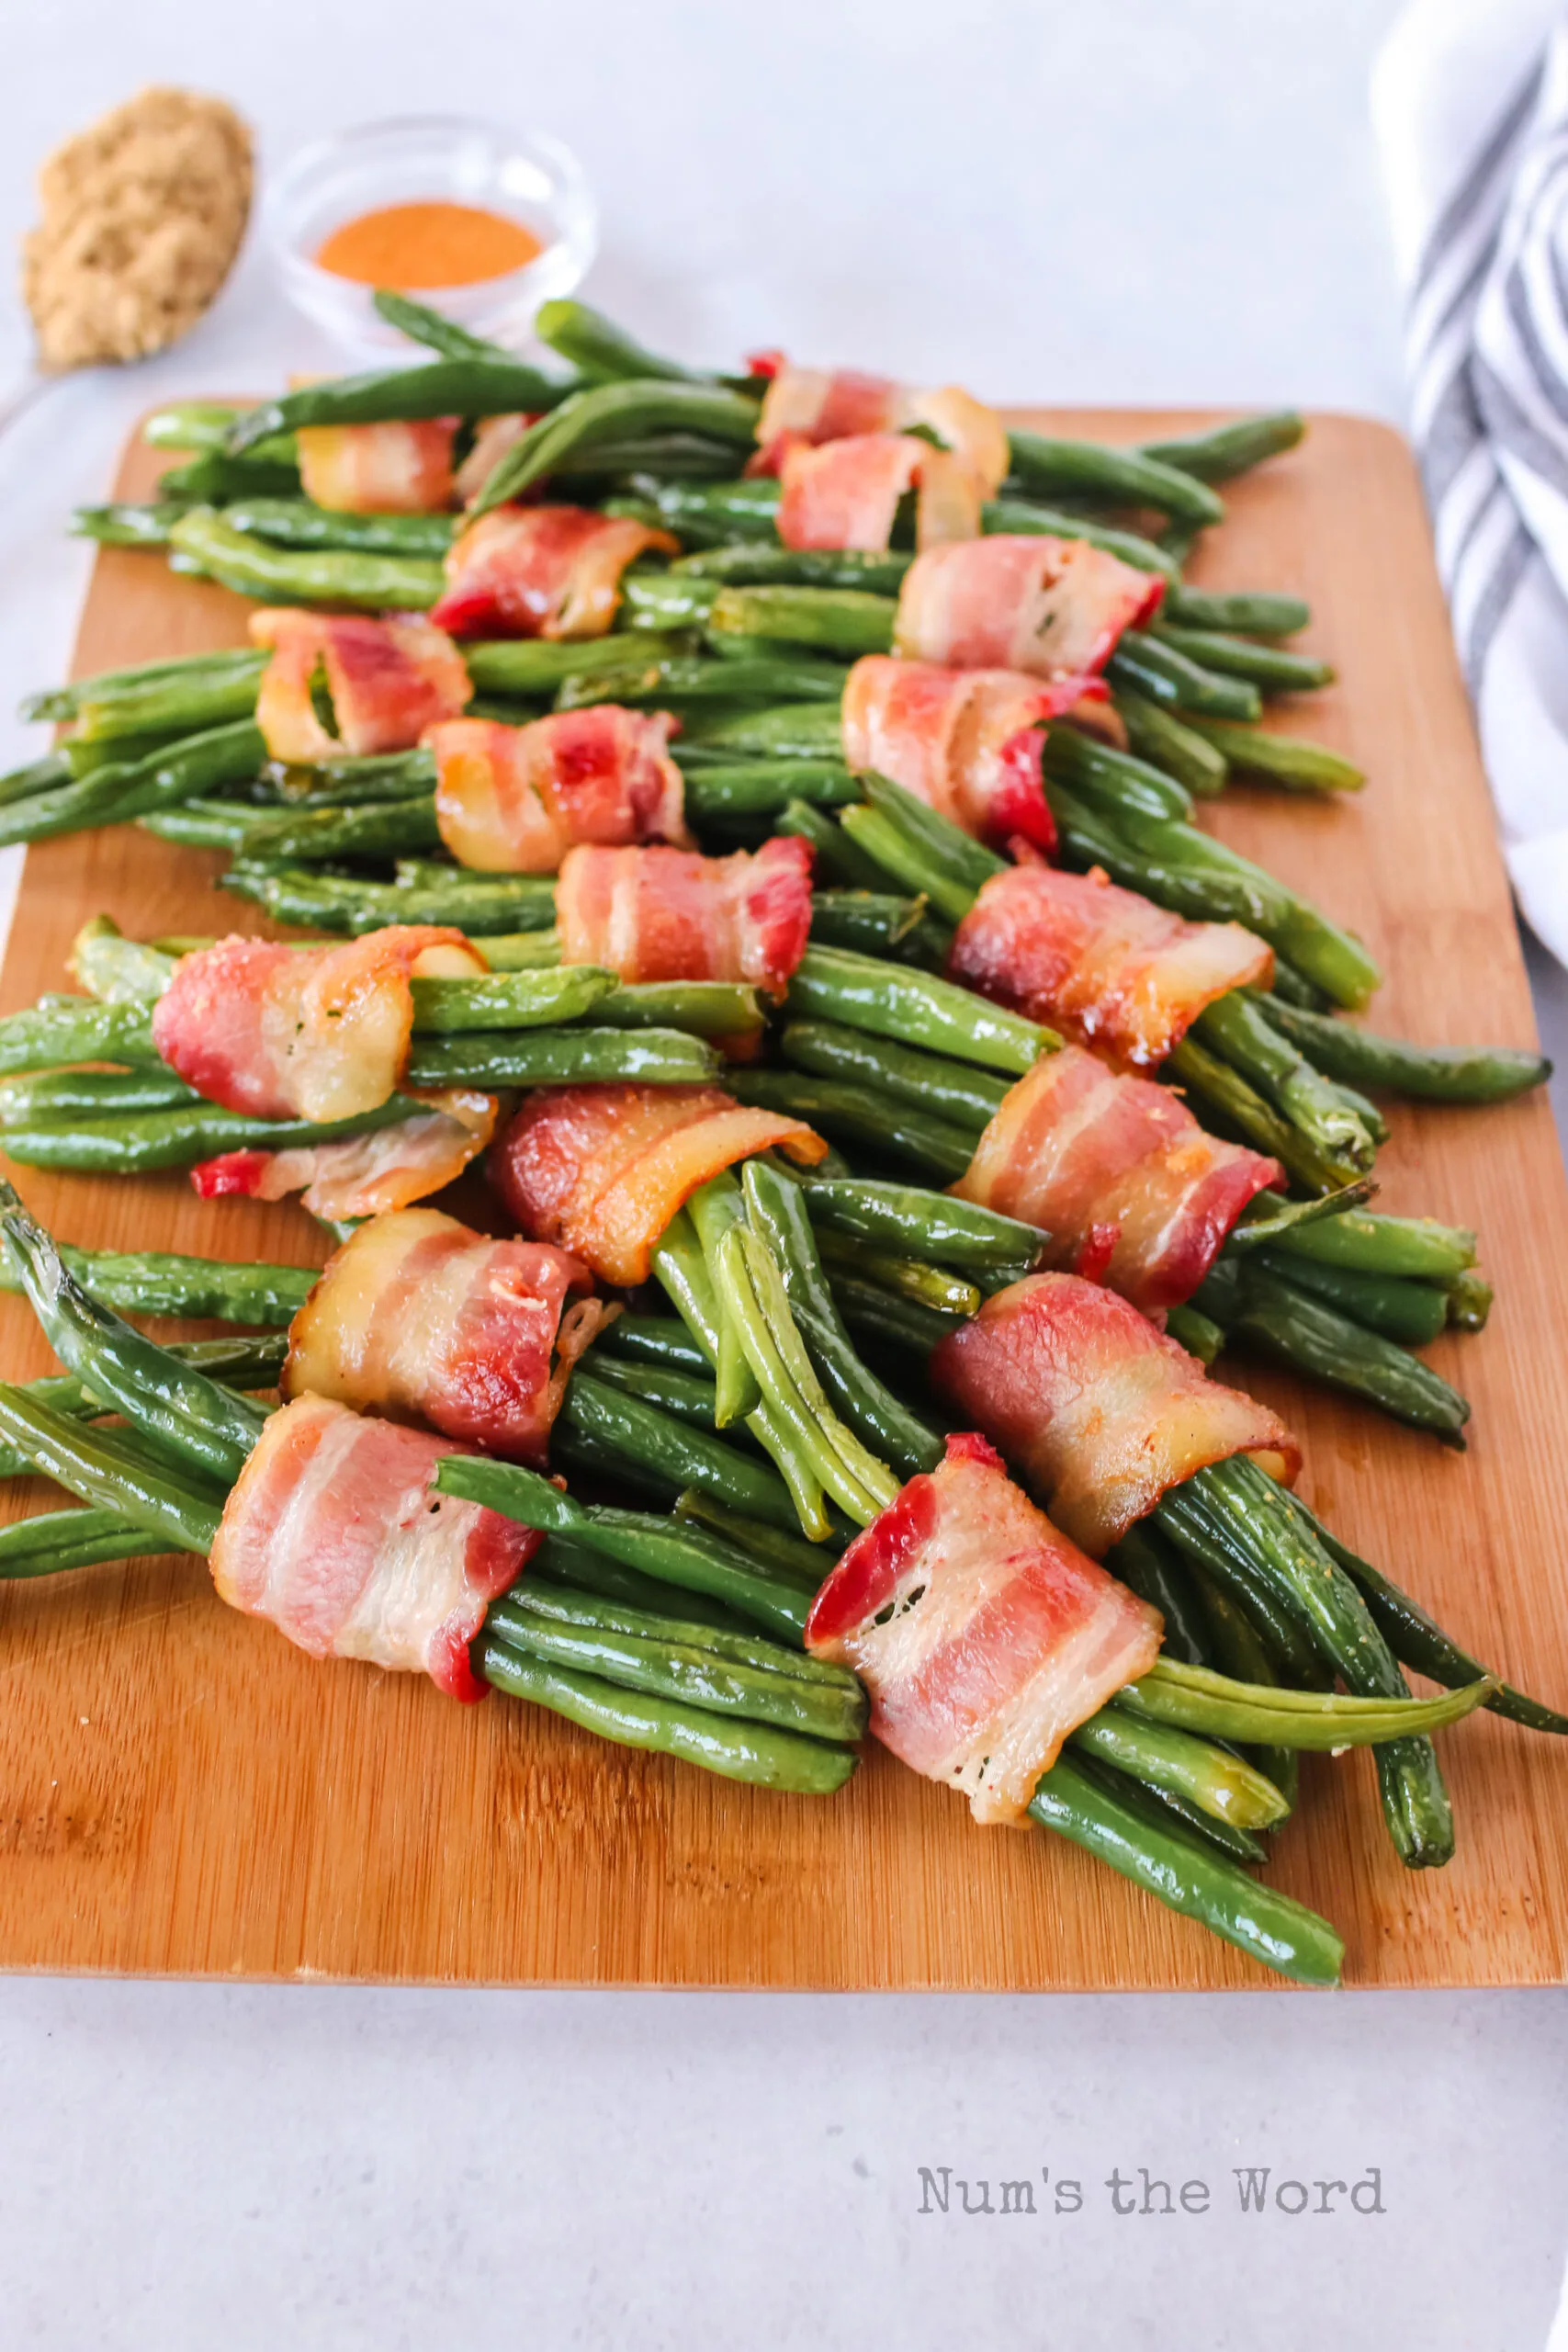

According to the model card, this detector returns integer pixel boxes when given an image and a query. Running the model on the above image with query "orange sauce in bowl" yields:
[315,201,543,288]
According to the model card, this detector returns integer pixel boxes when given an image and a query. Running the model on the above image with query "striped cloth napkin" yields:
[1373,0,1568,967]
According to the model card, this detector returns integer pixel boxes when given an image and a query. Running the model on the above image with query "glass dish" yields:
[263,115,597,358]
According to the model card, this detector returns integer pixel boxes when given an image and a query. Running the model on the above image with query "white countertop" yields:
[4,4,1568,2346]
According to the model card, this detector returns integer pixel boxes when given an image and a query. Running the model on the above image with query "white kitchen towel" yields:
[1373,0,1568,967]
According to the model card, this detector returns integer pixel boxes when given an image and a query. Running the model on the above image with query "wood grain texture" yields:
[1,410,1565,1992]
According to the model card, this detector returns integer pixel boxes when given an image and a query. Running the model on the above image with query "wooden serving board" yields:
[1,411,1566,1993]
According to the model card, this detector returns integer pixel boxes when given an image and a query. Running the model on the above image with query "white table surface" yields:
[4,5,1568,2346]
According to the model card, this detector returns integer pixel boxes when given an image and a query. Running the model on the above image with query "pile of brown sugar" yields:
[21,86,253,370]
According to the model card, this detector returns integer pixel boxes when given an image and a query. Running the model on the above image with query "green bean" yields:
[1195,993,1377,1170]
[370,289,508,360]
[0,719,266,849]
[1254,1203,1474,1279]
[556,651,850,713]
[781,1019,1001,1135]
[1160,1460,1454,1868]
[0,1070,197,1123]
[1258,994,1549,1104]
[1005,433,1224,526]
[1107,634,1262,722]
[779,801,890,891]
[437,1451,809,1638]
[1182,718,1363,795]
[594,1312,712,1376]
[471,380,761,513]
[706,582,895,657]
[1196,1258,1471,1441]
[159,449,303,504]
[0,1186,268,1486]
[476,1636,854,1792]
[1071,1703,1289,1828]
[1041,723,1194,823]
[981,499,1178,577]
[677,702,846,761]
[1179,1550,1301,1802]
[1162,585,1311,637]
[814,1228,980,1317]
[0,1504,161,1579]
[1122,1657,1494,1748]
[804,890,923,958]
[729,1068,976,1184]
[144,401,289,456]
[20,647,255,727]
[858,769,1006,895]
[144,796,440,861]
[671,1489,833,1588]
[1284,1496,1568,1736]
[1028,1754,1343,1986]
[222,859,557,937]
[0,993,158,1075]
[67,651,268,742]
[70,917,177,1005]
[228,358,566,453]
[530,1533,751,1633]
[577,982,762,1045]
[0,1335,285,1481]
[607,475,782,546]
[1163,1303,1225,1365]
[789,944,1055,1074]
[72,501,189,547]
[1112,687,1229,798]
[222,497,457,558]
[685,762,858,824]
[535,297,708,385]
[834,804,973,924]
[674,543,912,592]
[404,1024,718,1090]
[0,1094,420,1178]
[741,1159,942,1481]
[800,1177,1043,1273]
[0,752,71,807]
[1140,413,1306,483]
[0,1241,314,1326]
[1151,623,1334,695]
[458,634,680,698]
[581,1351,727,1432]
[407,967,617,1033]
[687,1174,763,1428]
[487,1596,863,1743]
[1447,1270,1494,1330]
[561,1369,801,1535]
[496,1577,850,1687]
[167,508,445,610]
[1250,1248,1449,1346]
[0,1388,223,1557]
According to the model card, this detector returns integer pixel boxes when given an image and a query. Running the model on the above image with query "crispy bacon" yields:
[429,504,677,639]
[152,927,486,1123]
[556,837,814,994]
[492,1082,829,1285]
[894,535,1165,679]
[840,655,1114,852]
[427,707,690,874]
[249,609,470,764]
[931,1274,1301,1559]
[295,419,457,514]
[805,1430,1161,1824]
[950,865,1275,1070]
[754,367,1010,497]
[777,434,980,552]
[209,1393,537,1702]
[190,1091,499,1224]
[284,1206,611,1465]
[953,1045,1280,1312]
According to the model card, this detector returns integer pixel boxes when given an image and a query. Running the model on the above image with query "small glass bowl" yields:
[263,115,597,357]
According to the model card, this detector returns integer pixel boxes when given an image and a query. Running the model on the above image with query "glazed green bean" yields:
[167,509,445,609]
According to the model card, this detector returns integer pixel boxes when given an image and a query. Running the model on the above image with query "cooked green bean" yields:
[981,500,1178,577]
[222,859,557,936]
[685,762,859,822]
[407,967,618,1033]
[1194,1257,1471,1441]
[1150,623,1334,694]
[0,1388,223,1557]
[1071,1704,1289,1828]
[800,1177,1044,1273]
[781,1019,1002,1135]
[729,1069,976,1184]
[472,380,761,513]
[1112,687,1230,798]
[167,509,445,609]
[1107,632,1263,722]
[228,358,566,453]
[1139,413,1305,483]
[1162,586,1311,637]
[0,1094,420,1177]
[1258,994,1549,1104]
[1041,723,1195,823]
[0,1242,314,1326]
[402,1025,718,1090]
[1182,718,1363,795]
[789,944,1055,1074]
[222,496,457,558]
[1194,993,1377,1170]
[1005,433,1224,526]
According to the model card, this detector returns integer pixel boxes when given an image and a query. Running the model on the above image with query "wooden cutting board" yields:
[1,409,1565,1993]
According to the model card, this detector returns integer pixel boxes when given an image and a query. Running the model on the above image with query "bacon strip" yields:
[492,1082,829,1285]
[152,927,487,1123]
[284,1206,611,1465]
[429,504,677,639]
[427,707,690,874]
[754,367,1010,497]
[295,419,457,514]
[210,1393,537,1702]
[454,413,539,506]
[950,865,1274,1070]
[249,609,470,763]
[805,1430,1161,1824]
[777,434,980,552]
[931,1275,1301,1559]
[840,655,1114,853]
[191,1091,499,1224]
[894,535,1165,679]
[556,838,814,995]
[953,1045,1280,1312]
